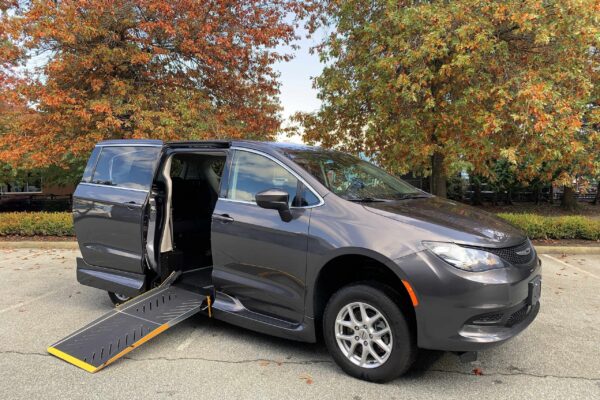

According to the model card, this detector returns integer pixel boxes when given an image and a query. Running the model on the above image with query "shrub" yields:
[0,212,74,236]
[497,213,600,240]
[0,211,598,240]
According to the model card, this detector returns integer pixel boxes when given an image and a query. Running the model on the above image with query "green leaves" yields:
[299,0,599,190]
[498,213,600,240]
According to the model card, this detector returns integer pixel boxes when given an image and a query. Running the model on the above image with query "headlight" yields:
[423,242,505,272]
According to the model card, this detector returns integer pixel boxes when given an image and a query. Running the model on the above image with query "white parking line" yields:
[542,254,600,280]
[176,331,196,351]
[0,289,61,315]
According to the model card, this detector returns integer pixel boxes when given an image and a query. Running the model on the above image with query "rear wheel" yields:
[323,283,416,382]
[107,291,131,305]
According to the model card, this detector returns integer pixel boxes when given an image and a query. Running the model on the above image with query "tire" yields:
[107,291,131,306]
[323,282,416,382]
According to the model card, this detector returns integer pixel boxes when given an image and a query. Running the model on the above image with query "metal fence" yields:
[401,174,598,204]
[0,194,72,212]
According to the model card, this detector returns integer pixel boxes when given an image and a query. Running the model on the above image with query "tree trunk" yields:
[533,186,541,205]
[560,186,578,211]
[593,181,600,205]
[430,151,447,198]
[505,188,513,205]
[471,178,483,206]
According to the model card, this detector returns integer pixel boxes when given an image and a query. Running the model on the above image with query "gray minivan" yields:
[73,139,541,382]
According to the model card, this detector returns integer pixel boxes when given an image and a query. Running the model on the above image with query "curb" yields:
[534,245,600,255]
[0,241,78,249]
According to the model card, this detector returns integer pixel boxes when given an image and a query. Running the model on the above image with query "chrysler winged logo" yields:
[516,247,532,256]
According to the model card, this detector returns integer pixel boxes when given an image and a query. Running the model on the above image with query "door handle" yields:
[213,213,234,223]
[125,201,139,209]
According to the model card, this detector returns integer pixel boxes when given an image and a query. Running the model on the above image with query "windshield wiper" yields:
[397,193,430,200]
[346,197,390,203]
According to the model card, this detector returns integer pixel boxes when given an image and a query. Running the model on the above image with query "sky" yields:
[273,28,325,143]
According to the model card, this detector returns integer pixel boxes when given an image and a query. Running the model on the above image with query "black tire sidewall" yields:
[323,283,415,382]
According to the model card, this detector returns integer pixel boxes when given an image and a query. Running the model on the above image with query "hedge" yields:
[497,213,600,240]
[0,212,74,236]
[0,211,599,240]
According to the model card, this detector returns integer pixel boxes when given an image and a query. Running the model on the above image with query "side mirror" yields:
[255,189,292,222]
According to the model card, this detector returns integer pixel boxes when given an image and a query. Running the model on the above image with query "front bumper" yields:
[397,250,542,352]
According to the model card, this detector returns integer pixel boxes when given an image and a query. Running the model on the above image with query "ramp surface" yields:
[48,273,211,373]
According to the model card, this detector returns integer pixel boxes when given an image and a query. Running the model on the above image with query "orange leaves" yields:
[89,101,112,114]
[130,52,152,65]
[298,0,598,186]
[0,0,313,169]
[90,79,104,93]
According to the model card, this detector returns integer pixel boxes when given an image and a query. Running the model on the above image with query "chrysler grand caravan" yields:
[71,139,541,382]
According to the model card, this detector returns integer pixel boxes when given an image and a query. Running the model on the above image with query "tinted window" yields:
[299,184,320,206]
[91,146,160,190]
[227,150,319,206]
[81,147,101,183]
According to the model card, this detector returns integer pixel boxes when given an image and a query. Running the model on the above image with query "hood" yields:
[363,196,526,247]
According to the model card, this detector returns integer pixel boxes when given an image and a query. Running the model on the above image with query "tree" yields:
[585,98,600,206]
[0,0,314,171]
[296,0,599,197]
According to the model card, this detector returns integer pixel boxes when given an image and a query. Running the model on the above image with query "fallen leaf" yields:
[472,368,484,376]
[300,373,314,384]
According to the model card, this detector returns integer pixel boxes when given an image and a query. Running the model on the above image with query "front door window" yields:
[227,150,319,207]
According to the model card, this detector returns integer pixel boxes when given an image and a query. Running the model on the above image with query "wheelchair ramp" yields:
[48,270,212,373]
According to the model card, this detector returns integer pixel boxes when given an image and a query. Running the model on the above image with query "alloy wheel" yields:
[334,301,393,368]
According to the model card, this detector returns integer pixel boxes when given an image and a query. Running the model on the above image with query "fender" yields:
[304,246,416,319]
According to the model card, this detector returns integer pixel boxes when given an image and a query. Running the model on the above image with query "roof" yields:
[95,139,323,153]
[97,139,163,146]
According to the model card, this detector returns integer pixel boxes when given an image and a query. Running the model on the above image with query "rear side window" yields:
[81,147,101,183]
[91,146,160,190]
[227,150,319,207]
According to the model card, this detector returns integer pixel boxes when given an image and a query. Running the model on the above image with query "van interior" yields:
[154,152,227,276]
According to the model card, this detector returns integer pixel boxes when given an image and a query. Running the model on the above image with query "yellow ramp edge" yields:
[47,347,98,373]
[47,323,170,373]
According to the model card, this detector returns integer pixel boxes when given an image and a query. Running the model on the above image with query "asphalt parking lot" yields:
[0,248,599,399]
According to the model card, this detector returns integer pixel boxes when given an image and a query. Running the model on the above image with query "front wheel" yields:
[323,283,416,382]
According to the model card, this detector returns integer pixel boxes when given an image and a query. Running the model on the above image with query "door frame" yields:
[151,147,231,278]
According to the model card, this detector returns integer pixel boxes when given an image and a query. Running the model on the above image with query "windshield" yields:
[284,150,426,201]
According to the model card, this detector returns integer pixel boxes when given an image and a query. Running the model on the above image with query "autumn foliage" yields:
[297,0,600,197]
[0,0,313,169]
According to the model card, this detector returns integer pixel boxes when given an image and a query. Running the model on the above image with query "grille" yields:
[506,305,529,327]
[467,241,535,266]
[471,313,503,324]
